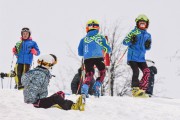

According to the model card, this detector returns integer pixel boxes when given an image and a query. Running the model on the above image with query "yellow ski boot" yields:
[52,104,62,109]
[71,95,85,111]
[132,87,149,98]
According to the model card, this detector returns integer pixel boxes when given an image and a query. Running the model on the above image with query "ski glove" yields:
[12,47,17,55]
[56,91,65,99]
[131,35,137,44]
[145,40,151,49]
[31,48,37,55]
[0,73,7,79]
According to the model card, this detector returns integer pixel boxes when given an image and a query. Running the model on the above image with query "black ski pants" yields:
[84,58,105,85]
[129,61,150,90]
[16,64,30,86]
[33,94,73,110]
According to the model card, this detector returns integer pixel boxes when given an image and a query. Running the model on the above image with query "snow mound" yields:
[0,90,180,120]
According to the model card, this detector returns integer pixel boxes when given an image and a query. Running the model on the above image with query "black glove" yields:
[131,35,137,44]
[0,73,7,79]
[145,40,151,49]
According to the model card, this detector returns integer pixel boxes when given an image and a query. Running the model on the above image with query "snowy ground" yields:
[0,90,180,120]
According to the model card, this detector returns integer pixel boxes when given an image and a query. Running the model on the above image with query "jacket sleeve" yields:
[78,39,84,56]
[123,31,134,46]
[33,41,40,56]
[145,34,152,50]
[14,41,22,56]
[71,74,80,94]
[102,36,111,53]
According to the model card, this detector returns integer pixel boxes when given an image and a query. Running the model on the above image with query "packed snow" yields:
[0,90,180,120]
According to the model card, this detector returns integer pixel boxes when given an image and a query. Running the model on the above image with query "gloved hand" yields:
[31,48,37,55]
[12,47,17,55]
[131,35,137,44]
[56,91,65,99]
[0,73,7,79]
[145,40,151,49]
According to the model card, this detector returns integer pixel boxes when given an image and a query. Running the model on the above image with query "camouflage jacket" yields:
[21,66,52,103]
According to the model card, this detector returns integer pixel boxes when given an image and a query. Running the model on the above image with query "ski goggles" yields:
[21,28,30,33]
[87,23,99,27]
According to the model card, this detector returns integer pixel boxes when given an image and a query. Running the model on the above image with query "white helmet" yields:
[37,54,57,69]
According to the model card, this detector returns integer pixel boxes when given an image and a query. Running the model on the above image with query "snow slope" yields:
[0,90,180,120]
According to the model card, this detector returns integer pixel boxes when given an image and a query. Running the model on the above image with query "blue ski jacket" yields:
[123,27,151,62]
[78,30,111,59]
[15,39,40,65]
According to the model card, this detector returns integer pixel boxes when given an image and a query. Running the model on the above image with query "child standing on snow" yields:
[12,27,40,90]
[71,67,95,95]
[78,20,111,97]
[123,15,152,97]
[146,60,157,96]
[21,54,84,111]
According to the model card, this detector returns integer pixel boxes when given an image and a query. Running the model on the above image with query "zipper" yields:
[22,41,25,64]
[131,51,133,60]
[140,32,145,50]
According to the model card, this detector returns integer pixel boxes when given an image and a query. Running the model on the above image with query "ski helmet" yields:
[86,19,99,32]
[135,14,149,29]
[21,27,31,37]
[37,54,57,69]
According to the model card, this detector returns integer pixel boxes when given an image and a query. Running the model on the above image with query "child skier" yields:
[12,27,40,90]
[21,54,84,111]
[78,19,111,97]
[146,60,157,96]
[123,14,152,97]
[71,67,95,95]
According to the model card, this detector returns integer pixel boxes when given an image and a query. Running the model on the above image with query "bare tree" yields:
[100,20,132,96]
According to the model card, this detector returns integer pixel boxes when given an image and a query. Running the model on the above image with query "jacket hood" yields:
[86,30,99,37]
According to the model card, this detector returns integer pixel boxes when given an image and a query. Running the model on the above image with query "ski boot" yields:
[93,81,101,97]
[52,104,62,109]
[132,87,149,98]
[71,95,85,111]
[14,85,17,89]
[81,84,89,98]
[18,84,24,90]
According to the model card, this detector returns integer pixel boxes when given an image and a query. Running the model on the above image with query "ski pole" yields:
[116,47,128,65]
[76,58,85,95]
[9,54,14,89]
[32,60,35,69]
[1,78,3,89]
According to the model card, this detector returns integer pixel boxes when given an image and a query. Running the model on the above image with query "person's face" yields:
[22,32,30,40]
[138,21,147,30]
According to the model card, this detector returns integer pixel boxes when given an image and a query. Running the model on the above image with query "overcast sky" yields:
[0,0,180,97]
